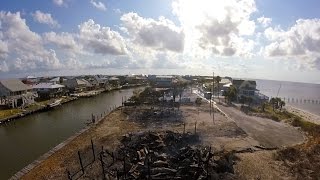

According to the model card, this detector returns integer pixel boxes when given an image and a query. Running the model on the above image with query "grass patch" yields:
[0,109,22,119]
[290,115,320,136]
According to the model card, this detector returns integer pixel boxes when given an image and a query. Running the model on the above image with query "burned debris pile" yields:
[124,107,183,125]
[100,131,236,179]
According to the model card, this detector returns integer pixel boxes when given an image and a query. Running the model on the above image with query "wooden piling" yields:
[78,151,84,174]
[67,169,72,180]
[91,139,95,161]
[99,152,106,180]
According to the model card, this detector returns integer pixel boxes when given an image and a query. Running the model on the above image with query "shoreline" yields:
[0,84,145,125]
[285,105,320,125]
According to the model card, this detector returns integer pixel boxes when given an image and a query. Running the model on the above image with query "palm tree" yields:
[279,100,285,111]
[270,98,277,111]
[226,85,237,104]
[261,102,267,112]
[215,76,221,102]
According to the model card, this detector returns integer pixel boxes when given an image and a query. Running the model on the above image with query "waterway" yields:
[0,88,142,179]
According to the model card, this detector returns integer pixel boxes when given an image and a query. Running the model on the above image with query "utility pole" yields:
[212,72,215,123]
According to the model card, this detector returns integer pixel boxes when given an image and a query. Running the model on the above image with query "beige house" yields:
[0,79,37,108]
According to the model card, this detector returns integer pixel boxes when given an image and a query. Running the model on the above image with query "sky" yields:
[0,0,320,83]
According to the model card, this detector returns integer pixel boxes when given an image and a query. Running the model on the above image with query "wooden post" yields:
[67,169,72,180]
[194,122,197,134]
[123,156,126,179]
[78,151,84,174]
[116,170,120,180]
[99,152,106,180]
[183,123,186,134]
[147,155,151,180]
[91,139,95,161]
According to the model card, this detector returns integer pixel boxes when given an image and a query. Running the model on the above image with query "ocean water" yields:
[256,79,320,116]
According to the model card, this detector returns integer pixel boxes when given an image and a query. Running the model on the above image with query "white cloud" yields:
[43,32,80,52]
[31,10,60,28]
[78,19,127,55]
[172,0,256,57]
[0,11,63,72]
[0,40,8,59]
[90,0,107,11]
[53,0,65,7]
[264,18,320,70]
[257,16,272,27]
[121,12,185,52]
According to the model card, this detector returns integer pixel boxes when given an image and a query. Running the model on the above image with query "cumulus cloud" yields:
[78,19,127,55]
[32,10,60,28]
[53,0,66,7]
[0,40,8,59]
[172,0,256,57]
[257,16,272,27]
[90,0,107,11]
[264,18,320,70]
[121,12,185,52]
[43,32,80,52]
[0,11,63,72]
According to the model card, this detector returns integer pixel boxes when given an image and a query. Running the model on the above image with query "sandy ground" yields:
[234,150,293,180]
[286,105,320,125]
[216,104,305,148]
[19,101,303,179]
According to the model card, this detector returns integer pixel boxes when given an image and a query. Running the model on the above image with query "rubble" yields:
[100,131,237,179]
[124,107,183,125]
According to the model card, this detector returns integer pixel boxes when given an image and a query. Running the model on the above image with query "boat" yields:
[47,99,62,108]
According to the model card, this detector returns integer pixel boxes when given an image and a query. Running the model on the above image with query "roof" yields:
[109,77,119,81]
[0,79,32,92]
[220,78,231,84]
[156,75,173,79]
[25,75,37,79]
[232,79,256,88]
[50,77,67,82]
[33,83,65,89]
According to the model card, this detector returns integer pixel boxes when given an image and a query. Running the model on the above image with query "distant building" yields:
[64,78,91,93]
[50,77,67,84]
[32,83,65,99]
[0,79,36,108]
[232,79,258,97]
[155,75,174,88]
[22,75,38,85]
[108,77,120,87]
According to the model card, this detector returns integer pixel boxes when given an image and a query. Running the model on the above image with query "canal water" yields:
[0,88,141,179]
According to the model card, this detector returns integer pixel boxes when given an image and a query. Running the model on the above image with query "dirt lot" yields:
[20,102,305,179]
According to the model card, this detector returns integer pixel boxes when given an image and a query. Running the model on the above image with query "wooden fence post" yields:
[91,139,95,162]
[99,152,106,180]
[123,156,126,179]
[66,169,72,180]
[194,122,197,134]
[78,151,84,174]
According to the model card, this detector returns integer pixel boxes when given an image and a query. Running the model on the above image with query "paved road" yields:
[216,104,305,148]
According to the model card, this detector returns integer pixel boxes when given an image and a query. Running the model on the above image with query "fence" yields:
[269,97,320,105]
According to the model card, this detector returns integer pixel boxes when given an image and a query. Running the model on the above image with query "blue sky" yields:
[0,0,320,83]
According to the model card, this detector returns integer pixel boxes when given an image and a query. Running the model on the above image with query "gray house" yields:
[0,79,37,108]
[32,83,65,99]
